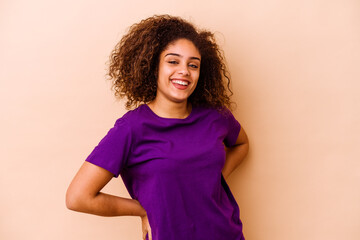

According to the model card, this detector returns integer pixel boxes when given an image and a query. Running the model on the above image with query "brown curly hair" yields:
[107,14,234,111]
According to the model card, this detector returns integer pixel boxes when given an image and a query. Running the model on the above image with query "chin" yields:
[172,98,188,104]
[167,94,189,103]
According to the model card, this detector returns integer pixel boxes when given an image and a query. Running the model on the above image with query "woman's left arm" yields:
[222,126,249,180]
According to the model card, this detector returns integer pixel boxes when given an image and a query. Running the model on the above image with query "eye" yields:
[189,64,199,69]
[168,60,178,64]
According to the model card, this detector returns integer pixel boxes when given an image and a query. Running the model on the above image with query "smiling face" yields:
[155,38,201,105]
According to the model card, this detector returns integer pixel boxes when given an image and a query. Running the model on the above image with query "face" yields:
[155,38,201,104]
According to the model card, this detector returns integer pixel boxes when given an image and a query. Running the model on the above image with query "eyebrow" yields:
[165,53,201,61]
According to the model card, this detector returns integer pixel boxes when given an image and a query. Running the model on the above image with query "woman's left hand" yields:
[141,213,152,240]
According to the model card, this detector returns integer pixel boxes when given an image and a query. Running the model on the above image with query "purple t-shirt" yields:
[85,104,244,240]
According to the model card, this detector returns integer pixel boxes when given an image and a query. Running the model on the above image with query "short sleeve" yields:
[85,118,132,178]
[222,108,241,148]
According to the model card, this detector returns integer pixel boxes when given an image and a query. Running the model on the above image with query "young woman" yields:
[66,15,249,240]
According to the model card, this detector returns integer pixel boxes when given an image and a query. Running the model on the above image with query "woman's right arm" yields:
[66,161,146,217]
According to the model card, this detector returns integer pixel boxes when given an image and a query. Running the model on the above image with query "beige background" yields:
[1,0,359,239]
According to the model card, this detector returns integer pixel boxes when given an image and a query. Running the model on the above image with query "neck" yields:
[147,99,192,119]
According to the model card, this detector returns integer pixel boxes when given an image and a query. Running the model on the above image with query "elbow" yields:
[66,188,84,211]
[65,190,77,211]
[244,141,250,155]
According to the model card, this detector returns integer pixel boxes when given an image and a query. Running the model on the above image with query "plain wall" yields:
[1,0,359,239]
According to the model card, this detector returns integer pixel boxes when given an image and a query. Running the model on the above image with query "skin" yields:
[147,38,201,119]
[66,38,249,240]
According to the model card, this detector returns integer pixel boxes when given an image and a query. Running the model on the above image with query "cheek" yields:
[158,66,173,80]
[157,69,168,84]
[193,71,200,83]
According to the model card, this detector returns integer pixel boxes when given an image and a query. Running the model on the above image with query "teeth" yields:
[172,80,189,86]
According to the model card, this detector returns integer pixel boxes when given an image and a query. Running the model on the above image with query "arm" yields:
[66,161,146,217]
[222,126,249,180]
[66,162,153,239]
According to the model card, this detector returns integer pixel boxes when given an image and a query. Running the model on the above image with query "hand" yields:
[141,214,152,240]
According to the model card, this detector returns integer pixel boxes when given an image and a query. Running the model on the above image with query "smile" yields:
[171,79,189,86]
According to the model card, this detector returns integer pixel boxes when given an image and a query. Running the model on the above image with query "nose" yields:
[178,64,190,76]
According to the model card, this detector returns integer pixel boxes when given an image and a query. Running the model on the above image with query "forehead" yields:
[161,39,201,58]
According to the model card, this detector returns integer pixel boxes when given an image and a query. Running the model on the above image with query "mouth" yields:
[171,79,190,90]
[171,79,190,86]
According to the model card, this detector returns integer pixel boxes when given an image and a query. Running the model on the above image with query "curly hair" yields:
[107,14,234,111]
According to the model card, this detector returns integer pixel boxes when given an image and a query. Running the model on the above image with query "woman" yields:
[66,15,249,240]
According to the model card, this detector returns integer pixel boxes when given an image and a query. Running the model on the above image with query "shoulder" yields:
[197,105,240,131]
[194,105,234,120]
[113,104,148,130]
[115,104,144,121]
